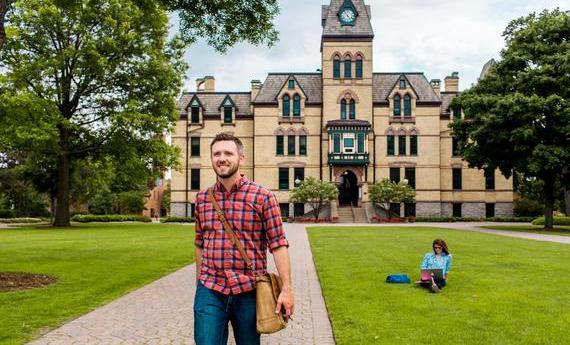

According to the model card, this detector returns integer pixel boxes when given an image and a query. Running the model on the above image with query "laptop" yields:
[420,268,444,281]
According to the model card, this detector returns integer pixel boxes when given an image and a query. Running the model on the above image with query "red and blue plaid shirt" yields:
[195,175,288,295]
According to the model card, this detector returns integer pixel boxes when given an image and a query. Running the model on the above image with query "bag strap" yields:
[208,187,254,270]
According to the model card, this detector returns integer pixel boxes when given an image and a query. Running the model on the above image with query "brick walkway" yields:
[28,224,335,345]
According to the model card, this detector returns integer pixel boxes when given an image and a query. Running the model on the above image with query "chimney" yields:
[430,79,441,97]
[444,72,459,92]
[196,76,215,92]
[251,79,262,101]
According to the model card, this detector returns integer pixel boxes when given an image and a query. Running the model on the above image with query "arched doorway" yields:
[338,170,359,206]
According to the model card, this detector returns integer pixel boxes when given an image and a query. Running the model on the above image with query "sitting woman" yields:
[419,239,452,293]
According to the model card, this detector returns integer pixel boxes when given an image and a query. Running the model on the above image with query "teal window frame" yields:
[293,94,301,116]
[333,57,340,79]
[398,135,406,156]
[190,137,200,157]
[340,99,347,120]
[349,99,355,119]
[223,106,232,123]
[344,57,352,78]
[393,95,401,116]
[299,135,307,155]
[400,79,406,89]
[276,135,284,155]
[410,135,418,156]
[387,135,395,155]
[357,133,365,153]
[279,168,289,190]
[288,80,294,89]
[333,133,341,153]
[403,94,412,117]
[344,137,354,149]
[282,95,290,117]
[288,135,295,155]
[190,107,200,123]
[355,56,363,79]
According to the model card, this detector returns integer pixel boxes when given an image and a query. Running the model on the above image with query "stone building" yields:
[170,0,513,220]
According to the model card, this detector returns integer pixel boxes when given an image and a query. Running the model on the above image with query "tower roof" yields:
[322,0,374,39]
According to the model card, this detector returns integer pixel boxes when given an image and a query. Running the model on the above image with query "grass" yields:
[480,225,570,237]
[0,223,194,345]
[308,226,570,345]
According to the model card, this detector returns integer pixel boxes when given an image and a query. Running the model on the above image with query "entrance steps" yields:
[336,206,369,223]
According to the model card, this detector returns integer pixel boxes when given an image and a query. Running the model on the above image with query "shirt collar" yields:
[214,175,248,193]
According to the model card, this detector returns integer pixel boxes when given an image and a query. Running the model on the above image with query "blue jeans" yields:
[194,282,260,345]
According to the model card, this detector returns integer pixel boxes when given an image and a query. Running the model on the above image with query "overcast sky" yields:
[174,0,569,93]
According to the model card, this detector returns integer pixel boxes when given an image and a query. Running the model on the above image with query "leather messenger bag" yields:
[208,188,288,334]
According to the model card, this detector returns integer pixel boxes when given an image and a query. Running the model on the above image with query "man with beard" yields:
[193,132,294,345]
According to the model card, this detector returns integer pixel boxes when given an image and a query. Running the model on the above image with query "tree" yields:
[369,179,415,218]
[290,177,339,221]
[0,0,184,226]
[450,9,569,229]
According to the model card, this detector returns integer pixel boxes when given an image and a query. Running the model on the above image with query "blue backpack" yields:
[385,274,411,284]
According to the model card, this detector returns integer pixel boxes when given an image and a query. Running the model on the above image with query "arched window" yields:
[282,95,290,117]
[404,94,412,117]
[340,99,347,120]
[355,55,363,79]
[344,56,352,79]
[293,94,301,116]
[393,94,401,116]
[349,99,356,119]
[333,55,340,79]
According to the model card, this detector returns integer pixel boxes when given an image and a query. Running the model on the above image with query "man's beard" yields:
[214,162,239,178]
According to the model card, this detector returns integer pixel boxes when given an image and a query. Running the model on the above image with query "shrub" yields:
[531,216,570,226]
[490,217,534,222]
[0,217,45,224]
[160,216,194,223]
[0,209,14,218]
[71,214,151,223]
[514,198,544,217]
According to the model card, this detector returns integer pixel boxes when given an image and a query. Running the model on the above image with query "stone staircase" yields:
[336,206,369,223]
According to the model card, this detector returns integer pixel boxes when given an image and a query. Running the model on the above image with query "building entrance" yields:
[338,170,359,206]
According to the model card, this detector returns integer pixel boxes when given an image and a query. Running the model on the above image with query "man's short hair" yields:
[210,132,245,155]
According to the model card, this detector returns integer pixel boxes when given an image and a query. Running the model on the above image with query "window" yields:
[190,203,196,218]
[453,106,462,120]
[393,95,401,116]
[294,203,304,217]
[390,203,401,217]
[288,135,295,155]
[356,56,363,79]
[485,168,495,190]
[190,137,200,157]
[333,133,341,153]
[279,203,289,218]
[343,137,354,153]
[400,79,406,89]
[405,167,415,189]
[190,169,200,190]
[357,133,365,153]
[279,168,289,190]
[390,167,400,183]
[299,135,307,155]
[486,203,495,218]
[398,135,406,156]
[191,107,200,123]
[344,56,352,79]
[340,99,347,120]
[282,95,290,117]
[452,138,460,156]
[294,167,305,186]
[452,168,462,190]
[403,94,411,117]
[276,135,284,155]
[405,203,416,217]
[349,99,355,119]
[223,106,232,123]
[333,56,340,79]
[387,135,395,155]
[288,80,294,89]
[293,94,301,116]
[410,135,418,156]
[452,203,462,217]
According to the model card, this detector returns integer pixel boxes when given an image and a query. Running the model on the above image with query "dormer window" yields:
[400,79,406,89]
[293,94,301,117]
[404,94,412,117]
[220,95,236,124]
[223,106,232,123]
[188,96,203,124]
[282,95,290,117]
[288,80,295,89]
[393,94,401,116]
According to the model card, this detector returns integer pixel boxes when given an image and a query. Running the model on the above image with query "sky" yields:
[174,0,569,93]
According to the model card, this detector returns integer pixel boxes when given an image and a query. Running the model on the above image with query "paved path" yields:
[28,224,335,345]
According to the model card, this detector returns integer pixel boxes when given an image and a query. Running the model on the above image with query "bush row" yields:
[0,217,45,224]
[413,216,535,223]
[71,214,152,223]
[160,216,195,223]
[531,216,570,226]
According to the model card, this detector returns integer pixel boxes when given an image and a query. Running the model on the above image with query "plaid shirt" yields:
[195,175,288,295]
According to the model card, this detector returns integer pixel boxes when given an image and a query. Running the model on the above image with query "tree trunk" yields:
[543,173,555,230]
[565,189,570,216]
[0,0,12,48]
[54,126,71,227]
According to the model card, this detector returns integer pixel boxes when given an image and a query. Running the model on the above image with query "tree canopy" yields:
[290,177,338,221]
[369,178,415,218]
[450,9,569,228]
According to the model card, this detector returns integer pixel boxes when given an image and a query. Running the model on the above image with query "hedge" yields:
[71,214,152,223]
[0,217,45,224]
[531,216,570,226]
[0,210,14,218]
[413,216,534,223]
[160,216,195,223]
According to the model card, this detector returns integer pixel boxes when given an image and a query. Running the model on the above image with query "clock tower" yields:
[321,0,374,207]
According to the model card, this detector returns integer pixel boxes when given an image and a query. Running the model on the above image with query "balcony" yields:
[328,152,369,165]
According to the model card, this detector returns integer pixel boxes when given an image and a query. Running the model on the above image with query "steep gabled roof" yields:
[372,73,440,104]
[178,92,251,118]
[322,0,373,38]
[254,73,322,105]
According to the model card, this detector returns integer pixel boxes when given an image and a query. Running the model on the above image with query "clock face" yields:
[340,9,355,23]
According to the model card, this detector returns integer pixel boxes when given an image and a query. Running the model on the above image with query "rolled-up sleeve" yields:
[262,192,288,252]
[194,194,203,249]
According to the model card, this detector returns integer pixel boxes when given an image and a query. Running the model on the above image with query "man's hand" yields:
[275,286,294,320]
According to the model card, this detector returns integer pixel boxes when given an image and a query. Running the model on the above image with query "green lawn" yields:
[308,226,570,345]
[0,223,194,345]
[480,225,570,237]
